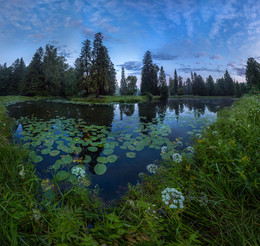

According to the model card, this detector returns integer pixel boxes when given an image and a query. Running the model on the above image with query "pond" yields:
[6,98,235,201]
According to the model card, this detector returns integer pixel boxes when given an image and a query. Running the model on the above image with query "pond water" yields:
[6,98,234,201]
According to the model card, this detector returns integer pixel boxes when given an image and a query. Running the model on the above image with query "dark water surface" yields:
[6,98,235,201]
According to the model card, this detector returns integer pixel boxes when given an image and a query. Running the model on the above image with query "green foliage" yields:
[141,50,159,95]
[246,57,260,91]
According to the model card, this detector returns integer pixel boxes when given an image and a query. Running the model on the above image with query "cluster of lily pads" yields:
[15,110,214,189]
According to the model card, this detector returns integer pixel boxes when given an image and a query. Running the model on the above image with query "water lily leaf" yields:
[62,154,73,164]
[126,152,136,158]
[33,155,43,163]
[103,148,114,155]
[56,170,69,181]
[84,155,92,163]
[88,146,98,152]
[53,160,62,171]
[94,164,107,175]
[128,145,135,151]
[68,174,77,183]
[97,156,108,164]
[50,150,60,156]
[41,148,51,155]
[107,154,118,163]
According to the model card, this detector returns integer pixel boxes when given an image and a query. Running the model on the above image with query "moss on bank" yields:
[0,95,259,245]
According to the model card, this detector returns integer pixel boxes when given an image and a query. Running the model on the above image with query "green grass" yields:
[0,95,259,245]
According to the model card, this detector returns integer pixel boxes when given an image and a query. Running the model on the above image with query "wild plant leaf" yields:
[94,164,107,175]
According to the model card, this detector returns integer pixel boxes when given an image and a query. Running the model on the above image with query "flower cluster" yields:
[19,166,25,178]
[187,146,194,153]
[176,140,183,147]
[172,153,182,163]
[145,203,160,219]
[32,209,41,221]
[196,133,202,139]
[71,166,85,179]
[146,164,158,174]
[138,172,145,179]
[161,146,168,153]
[161,187,184,209]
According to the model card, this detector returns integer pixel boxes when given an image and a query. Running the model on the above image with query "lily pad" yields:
[56,170,69,181]
[84,155,92,163]
[33,155,43,163]
[94,164,107,175]
[41,148,51,155]
[97,156,108,164]
[126,152,136,158]
[107,154,118,163]
[88,146,98,152]
[103,148,114,155]
[62,154,73,164]
[50,150,60,156]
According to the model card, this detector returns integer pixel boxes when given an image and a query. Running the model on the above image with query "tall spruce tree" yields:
[245,57,260,91]
[169,77,174,96]
[173,69,178,95]
[79,39,92,95]
[91,32,115,97]
[120,67,127,95]
[141,50,153,94]
[21,47,44,95]
[151,64,159,95]
[10,58,26,94]
[223,70,234,96]
[158,66,168,99]
[43,44,67,96]
[0,63,11,95]
[206,75,215,96]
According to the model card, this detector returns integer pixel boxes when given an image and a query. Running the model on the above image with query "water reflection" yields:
[7,98,234,201]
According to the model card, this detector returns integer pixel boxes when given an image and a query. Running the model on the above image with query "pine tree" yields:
[169,77,174,96]
[206,75,215,96]
[91,32,114,97]
[107,60,116,95]
[120,67,127,95]
[21,47,44,95]
[158,66,168,99]
[192,74,206,95]
[224,70,234,96]
[43,44,68,96]
[141,51,153,94]
[79,39,92,95]
[0,63,11,95]
[185,78,192,95]
[9,58,26,94]
[173,69,178,95]
[245,57,260,91]
[151,64,159,95]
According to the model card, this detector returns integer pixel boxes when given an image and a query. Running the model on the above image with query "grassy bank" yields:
[0,95,259,245]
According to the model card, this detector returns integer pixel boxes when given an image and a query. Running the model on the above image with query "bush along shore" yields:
[0,95,259,245]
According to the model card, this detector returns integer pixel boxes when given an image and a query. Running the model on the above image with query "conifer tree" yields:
[126,75,137,95]
[173,69,178,95]
[158,66,168,99]
[0,63,11,95]
[206,75,215,96]
[169,77,174,96]
[21,47,44,95]
[141,51,153,94]
[245,57,260,91]
[120,67,127,95]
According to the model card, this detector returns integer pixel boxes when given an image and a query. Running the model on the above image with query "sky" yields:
[1,0,260,85]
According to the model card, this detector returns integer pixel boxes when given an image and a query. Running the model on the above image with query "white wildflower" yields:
[176,141,183,147]
[161,187,185,209]
[146,164,158,174]
[19,166,25,178]
[71,166,85,179]
[138,172,145,179]
[32,209,41,221]
[172,153,182,163]
[187,146,194,153]
[161,146,168,153]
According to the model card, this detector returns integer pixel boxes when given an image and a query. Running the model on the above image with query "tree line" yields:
[138,50,255,99]
[0,32,117,97]
[1,38,259,98]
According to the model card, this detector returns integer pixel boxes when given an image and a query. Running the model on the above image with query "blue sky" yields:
[1,0,260,84]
